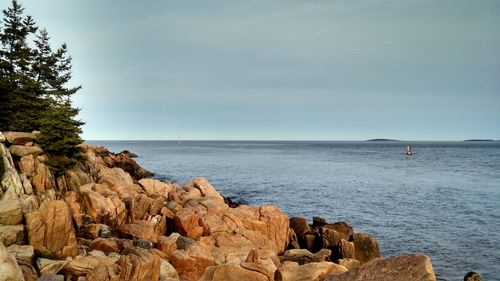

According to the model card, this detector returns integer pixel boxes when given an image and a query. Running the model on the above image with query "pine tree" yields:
[0,0,42,131]
[38,100,84,177]
[0,0,85,176]
[34,30,84,177]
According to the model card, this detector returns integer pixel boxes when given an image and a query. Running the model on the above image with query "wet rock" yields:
[0,199,23,225]
[0,225,24,246]
[0,242,24,280]
[312,216,327,227]
[352,233,380,264]
[275,261,348,281]
[290,217,311,247]
[9,145,43,157]
[323,254,436,281]
[120,150,137,158]
[3,132,36,145]
[464,272,484,281]
[328,222,354,240]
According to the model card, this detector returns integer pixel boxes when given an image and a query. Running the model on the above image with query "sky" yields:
[15,0,500,140]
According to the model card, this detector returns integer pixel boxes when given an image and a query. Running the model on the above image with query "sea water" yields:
[88,140,500,280]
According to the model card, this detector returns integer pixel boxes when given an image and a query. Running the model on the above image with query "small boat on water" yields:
[406,145,413,155]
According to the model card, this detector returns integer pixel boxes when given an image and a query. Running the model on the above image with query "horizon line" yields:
[84,139,499,142]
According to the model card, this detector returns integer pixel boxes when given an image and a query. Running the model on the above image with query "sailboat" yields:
[406,145,413,155]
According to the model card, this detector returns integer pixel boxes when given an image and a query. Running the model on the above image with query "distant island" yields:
[366,139,400,142]
[464,139,494,142]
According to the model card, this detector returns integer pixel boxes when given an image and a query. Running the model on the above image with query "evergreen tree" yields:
[0,0,42,131]
[0,0,85,176]
[33,30,85,177]
[38,100,84,177]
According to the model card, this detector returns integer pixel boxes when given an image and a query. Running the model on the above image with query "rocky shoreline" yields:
[0,131,473,281]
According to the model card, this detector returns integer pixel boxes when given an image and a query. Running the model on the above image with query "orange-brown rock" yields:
[158,234,179,259]
[79,184,127,226]
[32,156,56,194]
[64,191,81,215]
[352,233,380,264]
[0,225,25,246]
[130,193,154,221]
[3,132,36,145]
[90,238,120,254]
[86,263,121,281]
[170,249,214,281]
[200,264,269,281]
[117,247,161,281]
[258,205,290,254]
[339,239,355,259]
[174,207,204,240]
[19,154,35,176]
[323,254,436,281]
[116,220,158,242]
[327,222,354,240]
[139,178,174,197]
[275,261,348,281]
[9,144,43,157]
[150,196,165,216]
[0,199,23,225]
[25,200,77,258]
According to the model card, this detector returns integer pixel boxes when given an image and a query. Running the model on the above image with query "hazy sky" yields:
[17,0,500,140]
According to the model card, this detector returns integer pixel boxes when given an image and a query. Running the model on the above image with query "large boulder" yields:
[0,199,23,225]
[8,145,43,158]
[0,143,24,199]
[174,207,204,240]
[139,178,174,197]
[6,245,34,265]
[116,220,158,242]
[200,264,270,281]
[0,242,25,281]
[0,132,4,143]
[275,261,348,281]
[0,225,25,246]
[258,205,290,254]
[25,200,77,258]
[117,247,161,281]
[352,233,380,263]
[79,184,127,226]
[323,254,436,281]
[3,132,36,145]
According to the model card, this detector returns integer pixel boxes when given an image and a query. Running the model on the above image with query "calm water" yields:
[88,140,500,280]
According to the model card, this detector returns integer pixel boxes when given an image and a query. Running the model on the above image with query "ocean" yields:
[87,140,500,280]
